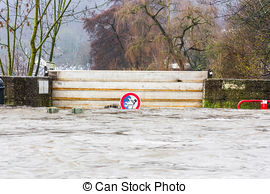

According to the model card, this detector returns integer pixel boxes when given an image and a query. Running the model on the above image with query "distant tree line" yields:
[84,0,270,78]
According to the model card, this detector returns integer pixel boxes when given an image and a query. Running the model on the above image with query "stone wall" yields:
[203,79,270,109]
[0,76,52,107]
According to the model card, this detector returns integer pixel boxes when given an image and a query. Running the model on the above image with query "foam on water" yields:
[0,106,270,178]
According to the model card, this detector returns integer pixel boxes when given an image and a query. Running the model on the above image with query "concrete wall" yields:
[0,76,52,107]
[49,70,208,109]
[203,79,270,109]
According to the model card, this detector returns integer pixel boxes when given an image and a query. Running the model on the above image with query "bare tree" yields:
[27,0,73,76]
[0,0,33,75]
[1,0,107,76]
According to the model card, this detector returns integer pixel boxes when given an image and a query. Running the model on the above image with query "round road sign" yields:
[120,93,141,109]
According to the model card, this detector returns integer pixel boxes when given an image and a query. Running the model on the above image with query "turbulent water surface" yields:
[0,106,270,178]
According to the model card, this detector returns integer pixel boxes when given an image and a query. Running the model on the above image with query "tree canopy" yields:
[84,0,218,71]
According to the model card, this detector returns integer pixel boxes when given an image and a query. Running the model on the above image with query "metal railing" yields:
[237,100,270,109]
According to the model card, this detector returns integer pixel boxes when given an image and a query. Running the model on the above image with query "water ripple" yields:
[0,106,270,178]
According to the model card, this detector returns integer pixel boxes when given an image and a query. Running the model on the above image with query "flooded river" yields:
[0,106,270,178]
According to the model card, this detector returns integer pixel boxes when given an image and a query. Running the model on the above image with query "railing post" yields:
[261,100,268,109]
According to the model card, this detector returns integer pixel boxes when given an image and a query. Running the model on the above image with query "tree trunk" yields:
[6,0,12,76]
[49,36,56,62]
[0,59,5,75]
[28,0,39,76]
[11,0,19,73]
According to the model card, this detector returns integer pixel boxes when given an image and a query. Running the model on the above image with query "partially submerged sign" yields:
[120,93,141,109]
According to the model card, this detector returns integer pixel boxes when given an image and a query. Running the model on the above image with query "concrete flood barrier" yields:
[49,70,208,109]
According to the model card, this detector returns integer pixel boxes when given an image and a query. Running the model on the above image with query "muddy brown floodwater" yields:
[0,106,270,178]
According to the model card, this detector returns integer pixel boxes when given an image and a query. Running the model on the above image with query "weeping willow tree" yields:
[117,0,217,70]
[83,0,217,70]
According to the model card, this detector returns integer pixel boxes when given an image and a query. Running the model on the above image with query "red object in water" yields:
[237,100,270,109]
